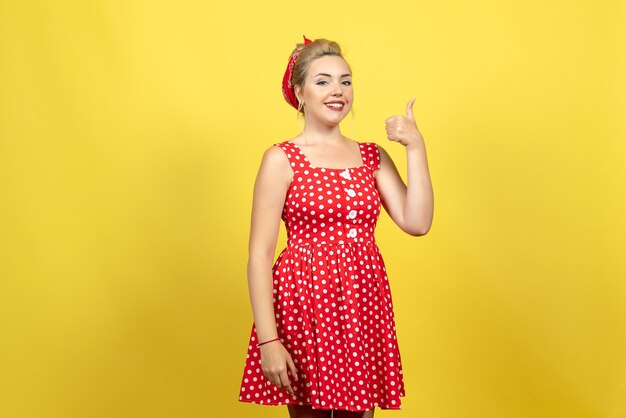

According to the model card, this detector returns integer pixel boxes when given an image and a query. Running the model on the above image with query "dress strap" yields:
[360,142,381,170]
[273,141,311,171]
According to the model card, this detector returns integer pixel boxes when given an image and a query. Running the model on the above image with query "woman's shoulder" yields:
[260,140,294,169]
[263,140,289,157]
[356,139,382,154]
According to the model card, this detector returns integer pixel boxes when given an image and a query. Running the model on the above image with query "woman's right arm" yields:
[247,145,291,342]
[246,145,298,395]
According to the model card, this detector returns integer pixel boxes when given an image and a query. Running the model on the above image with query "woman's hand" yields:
[260,340,299,396]
[385,98,424,148]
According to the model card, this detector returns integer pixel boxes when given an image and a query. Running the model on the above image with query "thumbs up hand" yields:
[385,98,423,147]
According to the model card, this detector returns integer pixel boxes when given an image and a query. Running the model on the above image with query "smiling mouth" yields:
[325,103,345,111]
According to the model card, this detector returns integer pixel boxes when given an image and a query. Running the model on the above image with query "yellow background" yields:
[1,1,625,417]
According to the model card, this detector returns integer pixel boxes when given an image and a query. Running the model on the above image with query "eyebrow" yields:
[314,73,352,78]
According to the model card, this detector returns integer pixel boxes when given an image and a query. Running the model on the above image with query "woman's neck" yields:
[300,120,345,144]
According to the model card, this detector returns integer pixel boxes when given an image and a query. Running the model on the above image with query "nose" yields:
[331,82,343,96]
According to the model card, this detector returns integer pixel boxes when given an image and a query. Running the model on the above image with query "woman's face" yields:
[295,55,353,126]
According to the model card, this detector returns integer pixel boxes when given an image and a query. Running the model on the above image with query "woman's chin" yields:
[309,109,349,126]
[325,111,348,123]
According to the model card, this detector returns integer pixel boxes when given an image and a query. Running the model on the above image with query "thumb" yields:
[406,97,416,120]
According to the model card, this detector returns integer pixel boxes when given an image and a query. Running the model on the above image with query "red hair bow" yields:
[282,35,313,110]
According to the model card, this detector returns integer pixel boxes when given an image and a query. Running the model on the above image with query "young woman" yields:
[238,35,434,418]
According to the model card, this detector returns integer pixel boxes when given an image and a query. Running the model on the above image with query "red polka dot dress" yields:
[238,140,406,412]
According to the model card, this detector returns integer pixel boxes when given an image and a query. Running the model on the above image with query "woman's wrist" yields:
[257,336,280,348]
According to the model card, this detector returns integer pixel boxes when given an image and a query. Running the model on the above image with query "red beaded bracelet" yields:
[256,337,280,348]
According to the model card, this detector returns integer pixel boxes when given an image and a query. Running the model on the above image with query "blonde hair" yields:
[290,38,351,114]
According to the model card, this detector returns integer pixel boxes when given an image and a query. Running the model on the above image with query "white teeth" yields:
[326,103,343,108]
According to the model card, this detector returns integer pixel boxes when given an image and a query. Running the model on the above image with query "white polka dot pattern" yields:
[238,141,405,412]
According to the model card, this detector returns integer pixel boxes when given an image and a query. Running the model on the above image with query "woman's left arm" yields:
[376,98,434,236]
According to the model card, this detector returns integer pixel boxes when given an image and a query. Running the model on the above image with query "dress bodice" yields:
[273,141,382,248]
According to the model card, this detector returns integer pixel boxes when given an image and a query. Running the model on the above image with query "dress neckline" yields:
[286,140,366,170]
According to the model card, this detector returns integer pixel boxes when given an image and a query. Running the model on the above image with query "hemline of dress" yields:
[237,393,405,412]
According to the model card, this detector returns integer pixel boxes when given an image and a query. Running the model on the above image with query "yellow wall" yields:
[1,1,624,417]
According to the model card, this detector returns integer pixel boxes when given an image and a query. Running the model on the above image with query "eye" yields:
[316,80,328,85]
[343,80,352,86]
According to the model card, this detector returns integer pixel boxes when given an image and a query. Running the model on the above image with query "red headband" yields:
[282,35,313,110]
